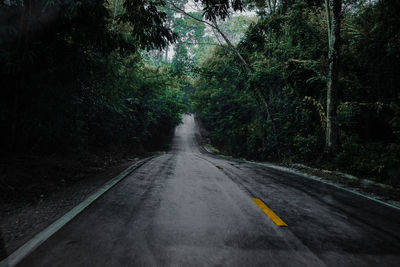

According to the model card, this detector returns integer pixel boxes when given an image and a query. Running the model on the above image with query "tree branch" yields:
[167,1,216,29]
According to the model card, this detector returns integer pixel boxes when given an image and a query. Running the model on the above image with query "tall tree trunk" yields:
[112,0,120,31]
[212,22,272,116]
[325,0,341,155]
[165,45,169,62]
[212,20,251,72]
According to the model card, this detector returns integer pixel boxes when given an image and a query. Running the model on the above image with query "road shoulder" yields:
[202,145,400,211]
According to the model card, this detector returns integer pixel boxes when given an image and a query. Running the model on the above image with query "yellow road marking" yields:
[252,198,288,227]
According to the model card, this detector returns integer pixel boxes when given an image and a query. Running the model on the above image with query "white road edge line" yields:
[251,161,400,211]
[0,156,156,267]
[203,146,400,211]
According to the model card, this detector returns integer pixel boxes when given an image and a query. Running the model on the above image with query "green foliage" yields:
[1,0,399,186]
[334,139,400,185]
[0,0,185,155]
[80,53,186,152]
[192,0,400,184]
[171,12,206,76]
[121,0,177,49]
[200,0,245,21]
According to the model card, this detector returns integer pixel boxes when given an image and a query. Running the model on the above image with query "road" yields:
[15,115,400,266]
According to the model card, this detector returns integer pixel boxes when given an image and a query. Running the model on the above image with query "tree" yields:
[171,13,206,76]
[169,1,279,142]
[0,0,185,154]
[325,0,342,154]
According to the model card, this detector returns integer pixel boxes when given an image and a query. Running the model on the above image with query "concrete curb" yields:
[203,145,400,211]
[0,156,156,267]
[203,145,213,154]
[250,161,400,210]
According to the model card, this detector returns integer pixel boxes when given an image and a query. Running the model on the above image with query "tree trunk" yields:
[212,21,251,73]
[112,0,120,31]
[325,0,341,155]
[213,22,275,120]
[165,45,169,62]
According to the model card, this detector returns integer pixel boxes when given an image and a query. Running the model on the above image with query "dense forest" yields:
[191,0,400,185]
[0,0,185,157]
[1,0,399,188]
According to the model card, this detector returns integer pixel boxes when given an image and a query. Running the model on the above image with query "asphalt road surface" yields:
[15,115,400,266]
